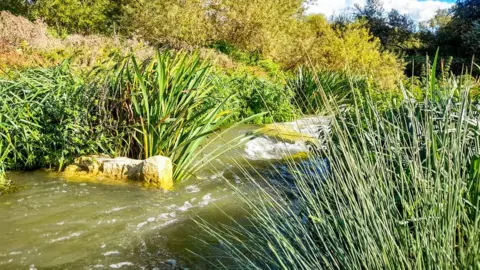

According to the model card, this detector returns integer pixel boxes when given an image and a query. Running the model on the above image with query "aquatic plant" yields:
[197,56,480,269]
[112,51,232,182]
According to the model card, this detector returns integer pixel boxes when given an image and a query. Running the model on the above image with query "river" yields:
[0,117,328,269]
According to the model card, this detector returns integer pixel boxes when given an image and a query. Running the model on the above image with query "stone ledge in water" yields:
[251,124,320,147]
[64,155,173,190]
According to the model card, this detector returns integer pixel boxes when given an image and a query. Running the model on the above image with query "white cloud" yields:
[307,0,453,22]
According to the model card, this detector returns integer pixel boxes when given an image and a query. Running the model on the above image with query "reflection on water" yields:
[0,117,329,269]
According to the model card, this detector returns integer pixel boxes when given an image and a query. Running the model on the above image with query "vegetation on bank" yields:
[198,58,480,269]
[0,1,479,269]
[0,1,409,186]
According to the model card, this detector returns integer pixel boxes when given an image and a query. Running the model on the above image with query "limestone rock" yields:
[74,155,111,175]
[64,164,83,174]
[141,156,173,190]
[102,157,143,180]
[65,155,173,190]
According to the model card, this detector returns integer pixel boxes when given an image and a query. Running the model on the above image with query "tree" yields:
[449,0,480,56]
[353,0,418,51]
[121,0,214,47]
[462,21,480,55]
[354,0,390,47]
[0,0,29,16]
[420,9,452,32]
[386,9,418,50]
[30,0,117,34]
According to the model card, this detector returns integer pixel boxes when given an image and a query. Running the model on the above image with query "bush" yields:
[0,11,154,73]
[287,68,369,114]
[209,72,297,125]
[30,0,115,34]
[0,62,118,170]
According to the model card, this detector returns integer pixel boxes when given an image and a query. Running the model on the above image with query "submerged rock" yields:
[64,155,173,190]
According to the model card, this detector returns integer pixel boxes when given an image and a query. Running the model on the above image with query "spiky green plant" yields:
[196,57,480,269]
[113,51,232,182]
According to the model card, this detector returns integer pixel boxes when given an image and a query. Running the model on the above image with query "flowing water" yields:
[0,118,329,269]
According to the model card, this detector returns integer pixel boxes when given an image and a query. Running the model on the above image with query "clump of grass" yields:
[1,50,241,185]
[197,57,480,269]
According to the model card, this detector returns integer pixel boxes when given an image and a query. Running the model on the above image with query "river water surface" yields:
[0,118,328,269]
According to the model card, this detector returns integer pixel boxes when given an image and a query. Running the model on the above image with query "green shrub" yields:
[287,68,370,114]
[30,0,115,34]
[0,61,118,170]
[0,51,238,183]
[209,72,297,125]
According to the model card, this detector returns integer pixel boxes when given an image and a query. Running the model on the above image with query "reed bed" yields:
[197,58,480,269]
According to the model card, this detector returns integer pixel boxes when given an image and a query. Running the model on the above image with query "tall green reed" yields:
[197,57,480,269]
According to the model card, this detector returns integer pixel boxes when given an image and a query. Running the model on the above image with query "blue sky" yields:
[307,0,455,21]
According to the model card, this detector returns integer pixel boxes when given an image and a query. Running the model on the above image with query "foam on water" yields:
[109,262,134,268]
[244,137,307,160]
[243,116,330,160]
[49,232,82,243]
[103,251,120,256]
[185,185,200,193]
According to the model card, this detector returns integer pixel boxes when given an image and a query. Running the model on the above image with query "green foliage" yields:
[415,1,480,73]
[198,60,480,269]
[0,51,240,183]
[120,0,403,86]
[111,51,231,181]
[0,0,29,16]
[350,0,421,51]
[120,0,217,47]
[211,41,262,67]
[0,62,118,170]
[287,68,368,114]
[210,72,297,125]
[30,0,115,34]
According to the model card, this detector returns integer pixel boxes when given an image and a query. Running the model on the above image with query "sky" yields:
[307,0,455,22]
